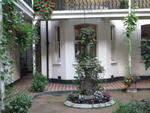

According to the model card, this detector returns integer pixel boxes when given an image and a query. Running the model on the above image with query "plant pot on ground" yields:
[123,75,140,93]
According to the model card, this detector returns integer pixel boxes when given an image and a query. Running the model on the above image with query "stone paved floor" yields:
[29,90,150,113]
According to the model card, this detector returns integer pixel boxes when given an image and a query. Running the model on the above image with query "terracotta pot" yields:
[126,83,137,93]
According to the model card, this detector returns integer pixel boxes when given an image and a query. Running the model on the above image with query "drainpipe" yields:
[128,0,131,14]
[46,21,49,79]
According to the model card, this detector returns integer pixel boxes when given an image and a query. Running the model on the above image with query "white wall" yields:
[41,21,47,76]
[41,19,150,80]
[111,19,150,77]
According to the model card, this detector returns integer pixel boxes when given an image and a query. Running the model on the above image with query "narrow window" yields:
[55,26,61,62]
[111,25,116,63]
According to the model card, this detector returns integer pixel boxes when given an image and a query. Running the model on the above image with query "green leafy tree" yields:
[75,27,104,95]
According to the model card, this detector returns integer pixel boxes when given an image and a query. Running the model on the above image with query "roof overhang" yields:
[14,0,34,20]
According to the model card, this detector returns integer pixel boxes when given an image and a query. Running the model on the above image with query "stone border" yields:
[64,100,115,109]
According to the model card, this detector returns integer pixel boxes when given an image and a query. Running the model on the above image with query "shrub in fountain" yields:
[66,27,111,104]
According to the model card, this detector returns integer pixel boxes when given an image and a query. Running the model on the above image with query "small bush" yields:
[2,92,32,113]
[31,73,48,92]
[113,100,150,113]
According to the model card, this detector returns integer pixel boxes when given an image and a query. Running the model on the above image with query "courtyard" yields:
[1,0,150,113]
[29,90,150,113]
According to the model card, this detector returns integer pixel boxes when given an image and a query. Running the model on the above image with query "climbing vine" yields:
[0,1,39,83]
[0,0,39,109]
[123,8,138,82]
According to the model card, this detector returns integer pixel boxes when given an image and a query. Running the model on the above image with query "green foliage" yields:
[0,1,39,83]
[34,0,56,20]
[16,22,39,51]
[31,73,48,92]
[119,0,128,9]
[75,27,104,94]
[1,92,32,113]
[141,40,150,70]
[76,28,104,78]
[0,1,38,109]
[113,100,150,113]
[76,56,104,81]
[123,10,138,40]
[123,8,138,77]
[3,2,39,51]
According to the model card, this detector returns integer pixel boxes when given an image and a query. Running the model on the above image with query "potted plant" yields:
[123,74,140,92]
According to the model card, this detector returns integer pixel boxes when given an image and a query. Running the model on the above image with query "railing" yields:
[55,0,150,10]
[23,0,32,8]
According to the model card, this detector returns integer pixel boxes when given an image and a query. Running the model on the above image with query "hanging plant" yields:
[34,0,56,20]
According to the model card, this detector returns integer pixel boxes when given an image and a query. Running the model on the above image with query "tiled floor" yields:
[45,80,150,91]
[13,75,150,92]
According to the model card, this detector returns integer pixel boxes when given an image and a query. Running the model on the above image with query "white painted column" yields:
[32,20,38,75]
[41,21,47,76]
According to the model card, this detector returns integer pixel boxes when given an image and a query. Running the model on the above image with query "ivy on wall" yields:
[0,0,39,109]
[3,2,39,52]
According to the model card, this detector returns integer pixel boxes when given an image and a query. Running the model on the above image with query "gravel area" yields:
[29,90,150,113]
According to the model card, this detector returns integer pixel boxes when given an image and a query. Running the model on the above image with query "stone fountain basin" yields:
[64,99,115,109]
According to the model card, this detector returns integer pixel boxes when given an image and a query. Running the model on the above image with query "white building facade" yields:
[40,0,150,81]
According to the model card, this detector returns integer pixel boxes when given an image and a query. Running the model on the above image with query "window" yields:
[74,24,96,58]
[111,25,117,63]
[55,26,61,62]
[141,25,150,59]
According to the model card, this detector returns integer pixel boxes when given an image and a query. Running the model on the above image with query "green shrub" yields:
[2,92,32,113]
[31,73,48,92]
[113,100,150,113]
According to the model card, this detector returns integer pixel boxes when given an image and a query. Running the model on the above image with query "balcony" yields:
[23,0,32,8]
[55,0,150,10]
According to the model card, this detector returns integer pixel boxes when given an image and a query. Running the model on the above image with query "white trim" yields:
[51,9,150,19]
[13,0,34,19]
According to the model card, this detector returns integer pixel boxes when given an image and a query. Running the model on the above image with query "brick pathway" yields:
[45,80,150,92]
[13,75,150,92]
